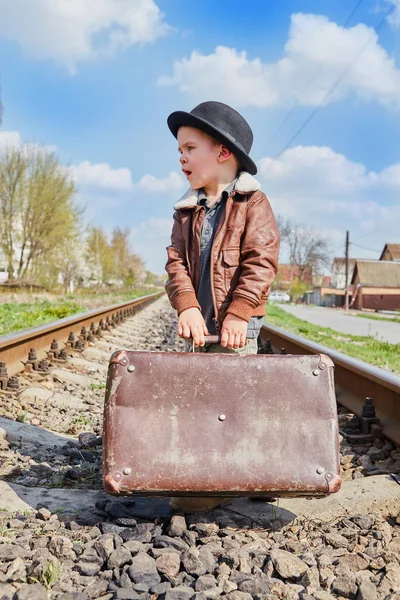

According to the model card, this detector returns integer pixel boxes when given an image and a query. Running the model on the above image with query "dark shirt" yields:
[197,180,263,338]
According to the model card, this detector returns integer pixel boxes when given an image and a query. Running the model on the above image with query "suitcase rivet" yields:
[113,473,122,481]
[312,369,320,376]
[218,414,226,421]
[127,365,135,372]
[316,466,324,474]
[319,363,326,370]
[123,467,132,475]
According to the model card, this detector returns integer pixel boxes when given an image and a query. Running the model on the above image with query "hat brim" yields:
[167,110,257,175]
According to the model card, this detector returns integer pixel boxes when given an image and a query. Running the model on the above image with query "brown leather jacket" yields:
[165,171,280,328]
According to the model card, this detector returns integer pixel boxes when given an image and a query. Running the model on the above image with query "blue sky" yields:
[0,0,399,272]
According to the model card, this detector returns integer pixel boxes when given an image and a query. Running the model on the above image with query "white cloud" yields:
[258,146,376,197]
[138,171,184,194]
[70,161,134,191]
[0,131,23,147]
[0,0,169,72]
[0,131,57,156]
[70,161,184,196]
[159,13,400,109]
[159,46,279,108]
[258,145,400,260]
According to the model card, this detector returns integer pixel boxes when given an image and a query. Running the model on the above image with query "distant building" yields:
[276,264,312,288]
[303,286,350,308]
[302,259,352,307]
[380,244,400,262]
[330,257,357,289]
[350,260,400,311]
[312,274,332,287]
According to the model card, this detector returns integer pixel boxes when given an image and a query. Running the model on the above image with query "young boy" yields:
[165,100,280,354]
[164,101,280,513]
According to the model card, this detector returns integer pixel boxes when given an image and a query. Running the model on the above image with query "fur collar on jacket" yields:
[174,171,260,210]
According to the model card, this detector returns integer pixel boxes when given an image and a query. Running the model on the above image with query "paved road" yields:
[276,304,400,344]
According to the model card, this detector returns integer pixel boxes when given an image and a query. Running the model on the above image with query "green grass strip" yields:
[265,304,400,375]
[356,313,400,324]
[0,289,158,336]
[0,300,85,336]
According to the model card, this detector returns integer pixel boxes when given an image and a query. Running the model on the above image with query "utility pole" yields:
[344,230,349,312]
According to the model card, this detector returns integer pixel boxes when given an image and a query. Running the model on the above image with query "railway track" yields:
[258,325,400,447]
[0,294,400,599]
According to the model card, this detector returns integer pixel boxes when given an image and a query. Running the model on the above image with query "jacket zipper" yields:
[194,207,204,294]
[210,193,234,333]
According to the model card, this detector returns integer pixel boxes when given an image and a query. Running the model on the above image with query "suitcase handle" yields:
[189,335,220,351]
[203,335,220,344]
[189,336,221,344]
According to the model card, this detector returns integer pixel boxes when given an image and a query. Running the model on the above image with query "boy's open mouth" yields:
[182,169,192,177]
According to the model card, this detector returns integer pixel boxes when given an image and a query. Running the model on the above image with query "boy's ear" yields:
[218,145,233,163]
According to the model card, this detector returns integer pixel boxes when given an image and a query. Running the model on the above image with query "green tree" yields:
[19,148,79,279]
[0,144,80,281]
[110,227,145,286]
[144,270,157,285]
[0,147,26,279]
[85,226,114,284]
[290,278,309,302]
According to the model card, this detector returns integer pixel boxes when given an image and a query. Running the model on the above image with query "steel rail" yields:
[260,323,400,445]
[0,292,163,379]
[1,293,399,445]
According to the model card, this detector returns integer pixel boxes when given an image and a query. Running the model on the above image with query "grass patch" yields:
[64,286,159,304]
[0,287,161,335]
[89,382,106,390]
[29,560,61,590]
[356,313,400,324]
[265,304,400,375]
[0,299,84,335]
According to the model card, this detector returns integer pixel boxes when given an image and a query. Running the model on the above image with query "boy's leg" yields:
[205,338,258,355]
[184,339,258,355]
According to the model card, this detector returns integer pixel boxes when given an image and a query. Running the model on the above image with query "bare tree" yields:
[292,226,331,281]
[276,216,331,283]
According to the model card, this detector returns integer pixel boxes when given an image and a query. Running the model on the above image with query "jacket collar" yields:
[173,171,260,210]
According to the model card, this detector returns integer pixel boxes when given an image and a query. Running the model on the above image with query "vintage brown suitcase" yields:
[103,345,341,498]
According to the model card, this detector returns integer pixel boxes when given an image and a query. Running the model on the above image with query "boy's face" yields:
[177,126,221,189]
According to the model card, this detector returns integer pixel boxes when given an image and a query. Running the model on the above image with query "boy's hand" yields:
[178,308,209,346]
[221,314,247,349]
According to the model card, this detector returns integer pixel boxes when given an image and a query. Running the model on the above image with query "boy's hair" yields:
[168,101,257,175]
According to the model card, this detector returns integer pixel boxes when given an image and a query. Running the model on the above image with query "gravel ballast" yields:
[1,295,400,599]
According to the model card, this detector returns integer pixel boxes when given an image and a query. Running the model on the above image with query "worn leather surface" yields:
[103,350,341,497]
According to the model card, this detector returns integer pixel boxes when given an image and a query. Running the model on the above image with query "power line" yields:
[264,0,365,152]
[350,242,382,252]
[274,0,398,160]
[352,222,400,242]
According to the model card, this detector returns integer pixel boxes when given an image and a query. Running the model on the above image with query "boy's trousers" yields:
[171,337,258,513]
[184,337,258,355]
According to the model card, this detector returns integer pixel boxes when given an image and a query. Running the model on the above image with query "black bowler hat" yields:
[167,101,257,175]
